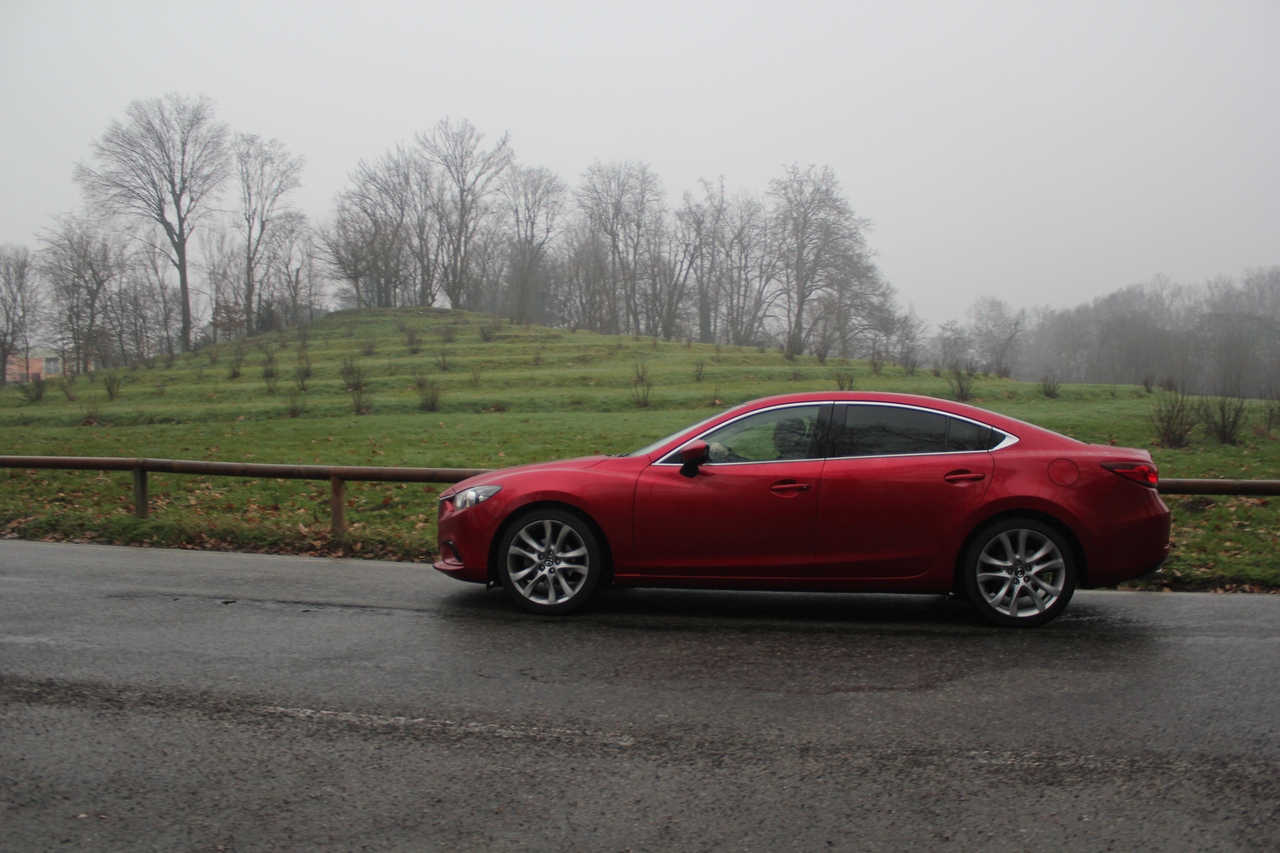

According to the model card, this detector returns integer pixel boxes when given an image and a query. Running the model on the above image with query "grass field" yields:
[2,307,1276,590]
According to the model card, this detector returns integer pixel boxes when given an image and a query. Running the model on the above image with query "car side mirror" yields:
[679,441,710,478]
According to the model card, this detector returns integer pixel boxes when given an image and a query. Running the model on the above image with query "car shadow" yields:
[436,583,1151,639]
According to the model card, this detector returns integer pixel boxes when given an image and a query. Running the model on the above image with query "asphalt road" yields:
[2,540,1277,851]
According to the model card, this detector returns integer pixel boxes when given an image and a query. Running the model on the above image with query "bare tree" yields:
[768,164,870,358]
[500,165,566,324]
[135,245,182,358]
[199,226,244,344]
[575,160,666,334]
[74,93,231,352]
[681,181,722,344]
[643,205,700,340]
[234,133,304,336]
[39,214,130,372]
[405,154,444,308]
[893,308,928,375]
[460,221,508,314]
[556,221,612,332]
[0,245,41,385]
[714,190,778,347]
[967,296,1027,378]
[417,119,513,309]
[262,214,324,328]
[321,149,413,308]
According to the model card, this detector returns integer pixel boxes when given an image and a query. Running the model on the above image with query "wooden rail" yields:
[1,456,1277,539]
[0,455,490,538]
[1158,478,1280,497]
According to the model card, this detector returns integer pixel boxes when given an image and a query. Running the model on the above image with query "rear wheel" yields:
[497,509,602,614]
[963,519,1076,627]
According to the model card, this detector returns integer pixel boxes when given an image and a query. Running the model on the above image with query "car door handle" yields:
[770,481,812,495]
[944,470,986,483]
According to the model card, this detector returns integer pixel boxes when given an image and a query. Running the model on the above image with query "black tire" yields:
[496,509,602,614]
[962,518,1077,628]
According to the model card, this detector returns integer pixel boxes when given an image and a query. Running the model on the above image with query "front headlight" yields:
[453,485,502,511]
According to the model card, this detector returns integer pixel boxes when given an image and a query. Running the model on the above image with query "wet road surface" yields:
[2,540,1278,851]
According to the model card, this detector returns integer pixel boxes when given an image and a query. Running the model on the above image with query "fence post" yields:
[330,475,346,539]
[133,467,148,519]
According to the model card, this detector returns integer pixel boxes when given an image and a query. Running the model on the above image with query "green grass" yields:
[2,307,1277,590]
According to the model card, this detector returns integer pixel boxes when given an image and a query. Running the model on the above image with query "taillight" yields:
[1102,461,1159,487]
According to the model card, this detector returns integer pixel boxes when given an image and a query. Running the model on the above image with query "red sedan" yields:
[434,392,1170,626]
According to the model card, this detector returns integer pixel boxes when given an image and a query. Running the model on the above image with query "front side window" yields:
[665,405,823,464]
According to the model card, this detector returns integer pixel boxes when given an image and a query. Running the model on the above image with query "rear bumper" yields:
[1081,505,1172,587]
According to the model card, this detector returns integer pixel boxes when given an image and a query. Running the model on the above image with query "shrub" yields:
[1151,388,1198,448]
[56,374,77,401]
[1263,394,1280,436]
[414,371,442,412]
[631,360,652,408]
[227,348,244,379]
[1200,395,1249,445]
[1040,373,1061,399]
[868,344,885,376]
[945,362,978,401]
[15,378,46,403]
[103,371,124,401]
[834,370,855,392]
[340,356,369,392]
[284,391,306,418]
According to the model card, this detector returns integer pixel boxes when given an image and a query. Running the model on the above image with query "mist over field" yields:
[1,0,1276,367]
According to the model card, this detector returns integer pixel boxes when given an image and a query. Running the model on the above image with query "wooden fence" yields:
[1,455,1277,539]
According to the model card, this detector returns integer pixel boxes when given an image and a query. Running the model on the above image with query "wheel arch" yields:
[486,500,615,586]
[952,508,1088,592]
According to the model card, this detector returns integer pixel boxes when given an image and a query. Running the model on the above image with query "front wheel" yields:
[496,509,602,614]
[962,519,1077,627]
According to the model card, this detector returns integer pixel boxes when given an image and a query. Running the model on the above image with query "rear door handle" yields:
[943,470,986,483]
[770,481,813,495]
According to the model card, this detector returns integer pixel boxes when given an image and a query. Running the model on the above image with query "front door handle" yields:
[944,470,986,484]
[770,481,813,495]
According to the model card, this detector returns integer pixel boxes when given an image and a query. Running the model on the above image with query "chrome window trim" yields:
[828,401,1018,460]
[654,400,1018,466]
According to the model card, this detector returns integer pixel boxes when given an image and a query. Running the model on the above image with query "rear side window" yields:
[947,417,997,451]
[832,405,998,457]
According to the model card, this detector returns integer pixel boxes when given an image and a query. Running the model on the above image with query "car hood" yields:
[445,456,610,493]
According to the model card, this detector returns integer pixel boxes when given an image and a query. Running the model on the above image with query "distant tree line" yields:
[931,268,1280,399]
[0,94,906,380]
[316,123,899,361]
[1,93,1276,400]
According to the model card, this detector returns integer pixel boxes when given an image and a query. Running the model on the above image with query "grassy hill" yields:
[2,307,1276,590]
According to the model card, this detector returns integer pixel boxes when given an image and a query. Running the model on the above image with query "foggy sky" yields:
[2,0,1277,324]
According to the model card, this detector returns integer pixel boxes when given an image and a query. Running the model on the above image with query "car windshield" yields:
[624,408,732,458]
